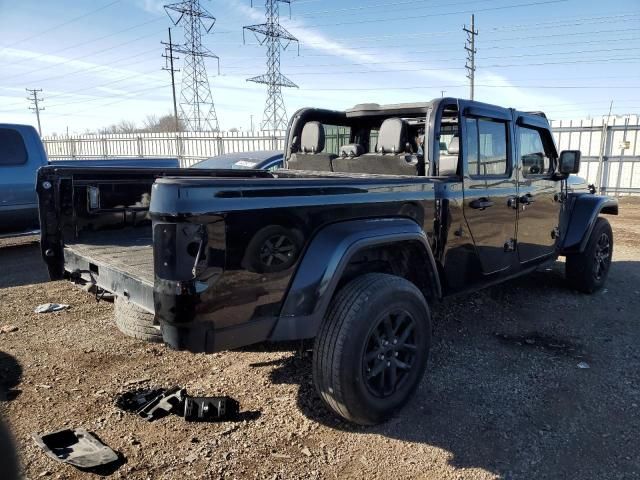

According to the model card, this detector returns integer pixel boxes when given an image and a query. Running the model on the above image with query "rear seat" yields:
[288,121,336,171]
[332,118,422,175]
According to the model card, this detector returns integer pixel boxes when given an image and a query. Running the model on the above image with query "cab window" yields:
[519,127,551,176]
[323,125,351,155]
[0,128,28,166]
[465,118,508,176]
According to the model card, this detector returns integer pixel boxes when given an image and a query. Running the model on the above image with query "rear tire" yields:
[114,296,162,343]
[566,217,613,293]
[313,273,431,425]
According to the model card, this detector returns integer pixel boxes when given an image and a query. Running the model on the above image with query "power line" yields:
[1,17,165,70]
[0,0,121,51]
[224,45,639,70]
[35,84,171,119]
[295,0,494,17]
[243,0,299,132]
[26,88,44,136]
[19,48,160,87]
[1,29,165,82]
[289,83,640,91]
[226,54,640,76]
[289,0,569,28]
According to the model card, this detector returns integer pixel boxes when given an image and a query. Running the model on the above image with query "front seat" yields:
[287,121,336,171]
[438,136,460,176]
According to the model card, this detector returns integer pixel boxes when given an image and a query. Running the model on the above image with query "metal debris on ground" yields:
[115,386,241,423]
[32,428,119,470]
[34,303,70,314]
[183,396,240,422]
[577,361,591,369]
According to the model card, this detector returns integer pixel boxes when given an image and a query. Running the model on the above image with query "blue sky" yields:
[0,0,638,134]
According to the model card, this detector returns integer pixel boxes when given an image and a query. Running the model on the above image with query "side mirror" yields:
[559,150,581,175]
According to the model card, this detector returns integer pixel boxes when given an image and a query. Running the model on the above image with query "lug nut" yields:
[386,361,391,367]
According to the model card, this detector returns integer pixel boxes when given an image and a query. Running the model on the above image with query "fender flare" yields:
[269,217,441,341]
[560,194,618,255]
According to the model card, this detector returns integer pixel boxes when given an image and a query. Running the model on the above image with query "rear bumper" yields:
[63,247,154,313]
[160,316,277,353]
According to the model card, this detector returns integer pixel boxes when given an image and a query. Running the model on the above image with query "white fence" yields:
[42,131,286,168]
[42,116,640,194]
[551,116,640,195]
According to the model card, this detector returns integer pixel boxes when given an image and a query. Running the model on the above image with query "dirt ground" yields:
[1,199,639,480]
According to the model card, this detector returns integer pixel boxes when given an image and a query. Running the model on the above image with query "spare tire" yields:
[114,296,162,343]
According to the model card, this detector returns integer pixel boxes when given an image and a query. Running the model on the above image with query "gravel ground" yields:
[1,200,639,480]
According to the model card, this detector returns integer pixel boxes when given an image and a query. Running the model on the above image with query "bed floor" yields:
[64,227,154,285]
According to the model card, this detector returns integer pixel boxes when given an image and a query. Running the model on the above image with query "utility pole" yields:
[165,0,221,132]
[26,88,44,136]
[441,90,446,98]
[250,114,254,132]
[464,14,478,101]
[162,27,181,132]
[243,0,299,132]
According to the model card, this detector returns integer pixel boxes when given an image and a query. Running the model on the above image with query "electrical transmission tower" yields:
[464,14,478,101]
[243,0,299,132]
[26,88,44,136]
[165,0,220,132]
[161,27,181,132]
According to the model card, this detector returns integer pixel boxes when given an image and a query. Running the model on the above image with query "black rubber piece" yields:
[566,217,613,293]
[114,296,162,343]
[312,273,431,425]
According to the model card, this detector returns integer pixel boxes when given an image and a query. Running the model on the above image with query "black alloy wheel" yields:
[363,309,418,398]
[566,217,613,293]
[259,233,296,268]
[592,232,611,281]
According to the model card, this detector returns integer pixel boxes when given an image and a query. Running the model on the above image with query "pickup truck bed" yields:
[65,228,154,284]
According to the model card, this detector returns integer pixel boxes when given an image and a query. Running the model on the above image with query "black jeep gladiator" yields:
[38,98,618,425]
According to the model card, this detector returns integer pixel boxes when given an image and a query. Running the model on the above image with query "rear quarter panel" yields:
[150,176,438,352]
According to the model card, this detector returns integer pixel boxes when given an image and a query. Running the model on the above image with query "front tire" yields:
[312,273,431,425]
[566,217,613,293]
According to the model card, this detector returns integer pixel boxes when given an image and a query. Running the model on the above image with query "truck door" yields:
[515,122,562,263]
[461,110,518,275]
[0,126,40,233]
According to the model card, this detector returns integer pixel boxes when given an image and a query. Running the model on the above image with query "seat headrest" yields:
[448,136,460,155]
[377,118,406,154]
[339,143,364,158]
[300,121,325,154]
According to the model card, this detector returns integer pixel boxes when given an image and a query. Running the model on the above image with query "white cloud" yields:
[135,0,166,16]
[228,0,576,114]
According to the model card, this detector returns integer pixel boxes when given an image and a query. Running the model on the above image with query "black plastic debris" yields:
[32,428,119,469]
[115,386,240,423]
[183,396,240,422]
[137,386,186,421]
[114,387,166,413]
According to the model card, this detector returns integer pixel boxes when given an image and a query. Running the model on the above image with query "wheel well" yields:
[335,241,438,304]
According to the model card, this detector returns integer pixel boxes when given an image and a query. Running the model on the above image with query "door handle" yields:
[469,198,495,210]
[519,193,535,205]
